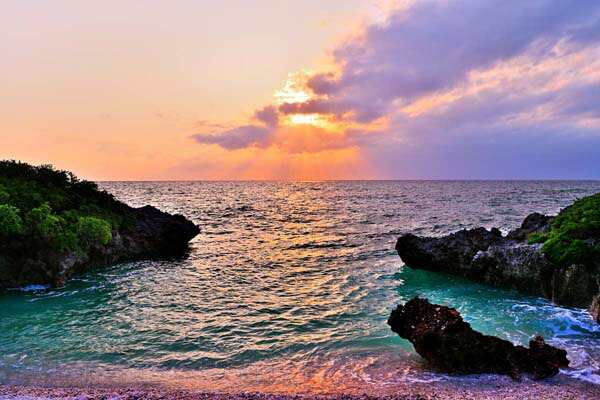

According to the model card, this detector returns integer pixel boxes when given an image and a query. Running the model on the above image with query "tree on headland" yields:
[0,160,126,254]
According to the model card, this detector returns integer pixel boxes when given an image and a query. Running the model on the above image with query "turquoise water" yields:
[1,181,600,391]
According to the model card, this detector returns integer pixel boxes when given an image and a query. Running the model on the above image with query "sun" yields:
[273,71,340,130]
[274,72,312,105]
[290,113,320,125]
[287,113,338,130]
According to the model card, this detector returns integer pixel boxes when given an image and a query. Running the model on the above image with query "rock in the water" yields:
[396,227,504,278]
[387,297,569,379]
[470,242,555,295]
[396,210,600,322]
[0,161,202,289]
[506,212,554,242]
[2,205,200,289]
[127,205,201,256]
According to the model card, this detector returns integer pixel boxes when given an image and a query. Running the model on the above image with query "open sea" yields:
[2,181,600,392]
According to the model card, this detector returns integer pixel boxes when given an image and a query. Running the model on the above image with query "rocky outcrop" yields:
[396,212,600,322]
[505,212,554,242]
[0,205,199,289]
[395,227,505,278]
[0,161,201,289]
[126,205,200,256]
[388,297,569,379]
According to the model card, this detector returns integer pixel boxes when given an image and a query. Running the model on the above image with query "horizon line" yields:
[96,178,600,183]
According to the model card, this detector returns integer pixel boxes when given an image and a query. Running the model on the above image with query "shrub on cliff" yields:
[529,193,600,267]
[0,204,24,237]
[0,185,9,203]
[76,216,112,247]
[1,160,199,289]
[0,160,132,228]
[0,160,122,253]
[26,203,77,252]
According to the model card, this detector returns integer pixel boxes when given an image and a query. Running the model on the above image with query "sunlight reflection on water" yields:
[1,181,600,390]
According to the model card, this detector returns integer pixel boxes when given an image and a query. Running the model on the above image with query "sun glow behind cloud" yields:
[189,0,600,180]
[289,114,320,125]
[274,72,313,105]
[5,1,600,180]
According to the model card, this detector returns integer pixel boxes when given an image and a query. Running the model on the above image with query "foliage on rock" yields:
[529,193,600,267]
[76,216,112,247]
[0,160,125,252]
[0,160,199,289]
[0,204,24,237]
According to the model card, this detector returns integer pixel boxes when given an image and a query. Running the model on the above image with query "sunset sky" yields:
[2,0,600,180]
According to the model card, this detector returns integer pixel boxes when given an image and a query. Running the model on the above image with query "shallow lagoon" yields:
[2,181,600,390]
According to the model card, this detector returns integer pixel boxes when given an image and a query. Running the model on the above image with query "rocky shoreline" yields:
[0,161,200,289]
[396,197,600,322]
[388,297,568,379]
[0,204,199,290]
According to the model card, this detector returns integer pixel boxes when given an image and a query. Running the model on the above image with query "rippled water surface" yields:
[2,181,600,391]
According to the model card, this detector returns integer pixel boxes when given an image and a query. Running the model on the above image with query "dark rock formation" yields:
[396,209,600,322]
[395,227,504,278]
[0,161,201,289]
[388,297,569,379]
[127,205,200,256]
[1,205,199,289]
[505,212,554,242]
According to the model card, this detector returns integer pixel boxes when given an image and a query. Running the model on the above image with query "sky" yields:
[1,0,599,180]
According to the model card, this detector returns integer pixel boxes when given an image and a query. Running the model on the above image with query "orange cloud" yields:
[169,145,372,180]
[186,1,600,180]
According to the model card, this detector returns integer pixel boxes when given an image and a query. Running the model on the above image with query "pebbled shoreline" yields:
[2,377,600,400]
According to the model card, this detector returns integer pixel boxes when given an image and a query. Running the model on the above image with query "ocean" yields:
[1,181,600,392]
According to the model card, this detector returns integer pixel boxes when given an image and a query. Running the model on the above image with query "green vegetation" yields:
[0,204,24,237]
[0,160,133,254]
[528,193,600,267]
[76,216,113,247]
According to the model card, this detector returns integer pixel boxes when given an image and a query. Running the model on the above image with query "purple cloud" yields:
[254,105,279,128]
[554,83,600,119]
[191,125,271,150]
[306,0,600,122]
[190,1,600,178]
[363,123,600,179]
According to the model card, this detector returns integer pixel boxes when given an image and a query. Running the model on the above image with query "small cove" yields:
[2,181,600,391]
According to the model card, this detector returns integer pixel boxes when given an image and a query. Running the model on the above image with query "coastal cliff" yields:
[396,193,600,322]
[0,161,199,289]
